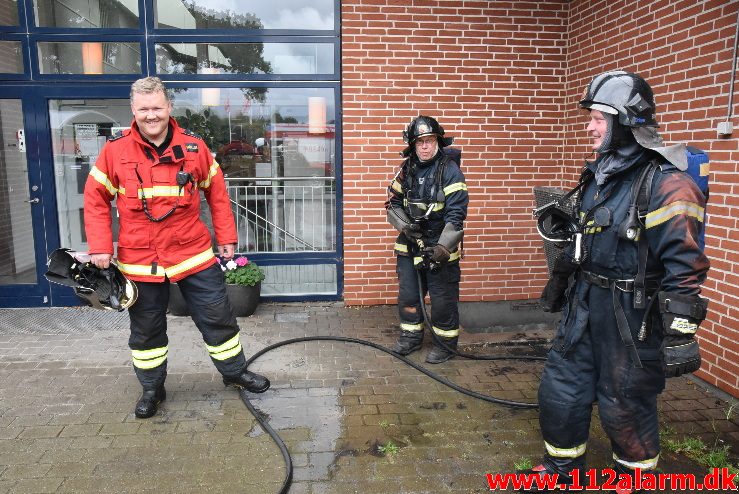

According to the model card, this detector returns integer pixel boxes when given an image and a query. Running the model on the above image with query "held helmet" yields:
[579,71,658,128]
[401,115,454,157]
[534,202,580,246]
[45,249,137,311]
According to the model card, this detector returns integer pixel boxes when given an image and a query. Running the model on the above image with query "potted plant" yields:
[168,255,265,317]
[221,255,265,317]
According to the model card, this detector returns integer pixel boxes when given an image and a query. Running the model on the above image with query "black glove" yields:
[424,244,450,263]
[540,255,579,312]
[658,292,708,378]
[401,223,423,240]
[662,337,701,378]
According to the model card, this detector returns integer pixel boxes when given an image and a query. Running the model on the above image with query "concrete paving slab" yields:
[0,304,737,493]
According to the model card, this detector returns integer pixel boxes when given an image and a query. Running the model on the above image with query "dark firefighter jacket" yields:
[555,151,710,355]
[84,117,237,283]
[386,151,468,262]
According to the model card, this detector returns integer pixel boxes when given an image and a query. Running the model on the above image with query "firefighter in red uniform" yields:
[84,77,270,419]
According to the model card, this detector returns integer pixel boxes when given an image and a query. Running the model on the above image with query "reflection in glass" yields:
[0,99,36,284]
[49,99,131,252]
[155,0,334,30]
[0,0,19,26]
[34,0,139,28]
[38,41,140,74]
[168,87,336,258]
[0,41,23,73]
[156,42,334,75]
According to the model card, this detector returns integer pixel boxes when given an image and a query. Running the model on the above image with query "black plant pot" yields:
[168,282,260,318]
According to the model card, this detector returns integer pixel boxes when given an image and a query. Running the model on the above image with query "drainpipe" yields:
[718,9,739,136]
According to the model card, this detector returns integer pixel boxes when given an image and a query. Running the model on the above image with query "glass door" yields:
[0,88,51,306]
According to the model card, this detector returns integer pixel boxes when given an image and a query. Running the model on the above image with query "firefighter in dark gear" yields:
[385,116,468,364]
[523,72,710,493]
[84,77,270,419]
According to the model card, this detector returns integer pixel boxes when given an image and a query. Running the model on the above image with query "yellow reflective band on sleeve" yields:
[117,261,166,278]
[432,325,459,338]
[700,162,709,176]
[545,441,587,458]
[645,201,704,229]
[164,248,216,278]
[443,182,467,195]
[413,256,424,266]
[198,161,220,189]
[613,453,659,471]
[390,180,403,193]
[89,166,118,196]
[432,202,444,211]
[394,243,409,253]
[131,346,168,369]
[400,323,423,332]
[449,250,460,262]
[206,334,242,361]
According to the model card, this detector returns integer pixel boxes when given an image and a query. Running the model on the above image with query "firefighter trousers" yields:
[396,255,461,339]
[128,263,247,388]
[537,282,665,474]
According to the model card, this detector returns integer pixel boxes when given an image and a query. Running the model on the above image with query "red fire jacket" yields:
[84,118,237,283]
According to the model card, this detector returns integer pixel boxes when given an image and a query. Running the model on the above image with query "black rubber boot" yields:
[517,464,573,492]
[425,336,458,364]
[223,369,270,393]
[134,385,166,419]
[612,463,649,494]
[391,331,424,355]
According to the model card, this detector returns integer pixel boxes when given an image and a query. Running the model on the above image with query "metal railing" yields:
[226,176,336,254]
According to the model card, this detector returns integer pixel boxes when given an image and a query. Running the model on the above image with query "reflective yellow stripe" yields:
[400,323,423,332]
[700,162,709,176]
[645,200,704,229]
[394,243,409,253]
[432,202,444,211]
[413,256,424,266]
[584,226,602,234]
[390,180,403,193]
[443,182,467,195]
[206,334,242,361]
[89,166,118,195]
[432,325,459,338]
[131,346,168,369]
[545,441,586,458]
[613,453,659,470]
[449,250,460,262]
[139,186,184,198]
[164,249,216,278]
[198,161,220,189]
[117,261,166,278]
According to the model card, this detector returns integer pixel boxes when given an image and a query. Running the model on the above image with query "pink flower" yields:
[235,256,249,267]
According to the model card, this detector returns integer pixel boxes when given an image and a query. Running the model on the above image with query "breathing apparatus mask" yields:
[45,249,138,311]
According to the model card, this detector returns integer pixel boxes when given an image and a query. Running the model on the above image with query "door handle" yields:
[25,198,40,204]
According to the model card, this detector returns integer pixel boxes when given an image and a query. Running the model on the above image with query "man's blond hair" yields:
[130,76,170,103]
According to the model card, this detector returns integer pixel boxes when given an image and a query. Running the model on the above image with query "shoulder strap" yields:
[633,159,660,309]
[433,154,449,202]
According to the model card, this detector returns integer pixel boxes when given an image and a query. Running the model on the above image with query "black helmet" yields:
[401,115,454,157]
[534,202,580,246]
[45,249,137,311]
[579,71,658,128]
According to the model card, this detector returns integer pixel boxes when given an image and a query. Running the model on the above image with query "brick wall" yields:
[342,0,571,305]
[341,0,739,397]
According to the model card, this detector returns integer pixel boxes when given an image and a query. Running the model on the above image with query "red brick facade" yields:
[341,0,739,398]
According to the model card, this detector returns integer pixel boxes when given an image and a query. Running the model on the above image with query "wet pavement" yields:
[0,303,737,493]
